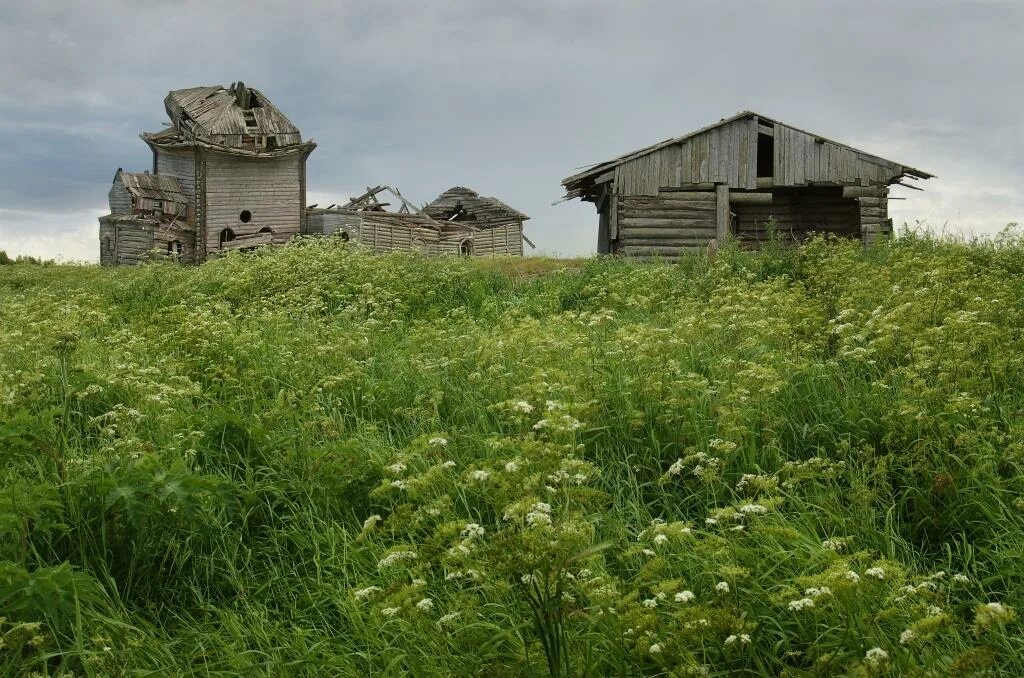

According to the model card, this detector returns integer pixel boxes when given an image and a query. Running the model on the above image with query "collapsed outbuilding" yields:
[561,111,933,257]
[305,185,530,256]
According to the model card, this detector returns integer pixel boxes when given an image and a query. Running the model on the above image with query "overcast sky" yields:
[1,0,1021,261]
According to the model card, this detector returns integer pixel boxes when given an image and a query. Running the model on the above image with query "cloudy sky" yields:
[1,0,1021,261]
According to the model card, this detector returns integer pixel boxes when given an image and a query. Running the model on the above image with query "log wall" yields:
[733,188,861,246]
[614,192,717,258]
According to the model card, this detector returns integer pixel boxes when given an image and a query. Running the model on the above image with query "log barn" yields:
[100,82,315,265]
[561,111,933,257]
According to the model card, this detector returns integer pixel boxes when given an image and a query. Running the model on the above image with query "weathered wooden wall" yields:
[613,192,717,257]
[772,124,902,187]
[100,218,198,266]
[733,188,861,246]
[155,149,197,214]
[447,223,524,256]
[108,181,132,214]
[204,154,303,254]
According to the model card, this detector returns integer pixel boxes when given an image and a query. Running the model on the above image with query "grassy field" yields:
[1,232,1022,676]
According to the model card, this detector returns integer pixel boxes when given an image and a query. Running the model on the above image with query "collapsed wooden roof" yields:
[115,170,187,204]
[307,186,475,236]
[141,82,314,156]
[561,111,934,201]
[424,187,529,223]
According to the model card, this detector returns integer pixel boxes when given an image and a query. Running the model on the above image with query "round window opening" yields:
[239,210,252,223]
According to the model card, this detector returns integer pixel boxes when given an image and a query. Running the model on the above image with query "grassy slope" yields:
[1,234,1022,676]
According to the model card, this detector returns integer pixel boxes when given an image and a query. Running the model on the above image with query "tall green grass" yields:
[1,231,1022,675]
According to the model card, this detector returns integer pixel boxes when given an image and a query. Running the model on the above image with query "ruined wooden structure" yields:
[561,111,933,257]
[305,185,530,256]
[100,82,315,265]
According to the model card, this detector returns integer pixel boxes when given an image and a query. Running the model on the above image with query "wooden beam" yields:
[716,184,730,241]
[729,192,774,204]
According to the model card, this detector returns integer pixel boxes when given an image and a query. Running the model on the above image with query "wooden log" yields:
[843,185,884,198]
[620,218,716,228]
[619,209,715,220]
[716,184,730,240]
[729,192,775,204]
[658,183,716,192]
[620,227,717,239]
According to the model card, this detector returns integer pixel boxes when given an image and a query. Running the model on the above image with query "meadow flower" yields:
[415,598,434,612]
[641,549,656,557]
[390,479,408,490]
[648,643,662,655]
[642,598,658,608]
[975,602,1015,629]
[469,470,491,482]
[725,634,751,645]
[387,461,407,474]
[437,612,461,626]
[362,514,382,530]
[899,629,915,645]
[845,571,861,583]
[504,461,520,473]
[788,597,815,611]
[668,459,684,476]
[953,574,970,583]
[381,607,400,618]
[821,538,847,551]
[526,510,552,527]
[461,523,485,539]
[353,586,382,600]
[675,590,695,603]
[865,567,885,580]
[805,586,831,598]
[428,437,449,447]
[738,503,768,515]
[440,460,457,470]
[378,550,417,569]
[512,400,534,413]
[705,518,719,525]
[716,581,730,593]
[864,647,889,667]
[653,534,668,545]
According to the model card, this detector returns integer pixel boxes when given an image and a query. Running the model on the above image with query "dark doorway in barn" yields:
[219,228,236,248]
[757,133,774,178]
[459,239,473,256]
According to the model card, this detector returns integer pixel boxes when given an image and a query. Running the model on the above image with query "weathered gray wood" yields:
[716,184,730,240]
[729,192,774,204]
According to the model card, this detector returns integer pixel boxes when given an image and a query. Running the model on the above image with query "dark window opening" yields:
[266,136,277,150]
[239,210,252,223]
[259,227,273,235]
[446,203,477,222]
[220,228,236,247]
[459,239,473,256]
[757,133,774,178]
[167,240,182,256]
[339,231,350,242]
[246,92,261,109]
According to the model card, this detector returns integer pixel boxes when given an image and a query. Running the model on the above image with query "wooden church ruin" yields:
[100,83,529,265]
[561,111,933,257]
[101,82,315,265]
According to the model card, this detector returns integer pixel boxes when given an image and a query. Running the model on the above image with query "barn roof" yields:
[561,111,933,199]
[424,187,529,222]
[115,170,187,203]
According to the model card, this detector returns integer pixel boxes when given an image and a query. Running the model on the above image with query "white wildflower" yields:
[788,597,815,611]
[512,400,534,414]
[390,479,407,490]
[668,459,684,476]
[953,573,970,583]
[461,523,486,539]
[899,629,915,645]
[531,502,551,514]
[715,581,730,593]
[504,461,520,473]
[362,514,382,531]
[354,586,381,600]
[705,518,719,526]
[844,570,861,583]
[440,460,457,470]
[387,461,407,474]
[675,590,695,603]
[865,567,885,580]
[641,549,655,557]
[648,643,662,655]
[739,503,768,515]
[642,598,658,608]
[428,437,449,447]
[526,511,552,527]
[378,550,417,569]
[381,607,400,617]
[469,470,490,482]
[415,598,434,612]
[437,612,461,626]
[864,647,889,667]
[653,534,668,545]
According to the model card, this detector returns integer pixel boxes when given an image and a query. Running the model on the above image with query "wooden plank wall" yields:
[204,154,302,253]
[457,223,523,256]
[616,117,759,195]
[108,181,132,214]
[615,192,717,257]
[359,217,442,254]
[856,186,891,243]
[773,124,903,187]
[155,150,197,213]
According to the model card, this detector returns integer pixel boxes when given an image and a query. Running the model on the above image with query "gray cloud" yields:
[1,0,1021,261]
